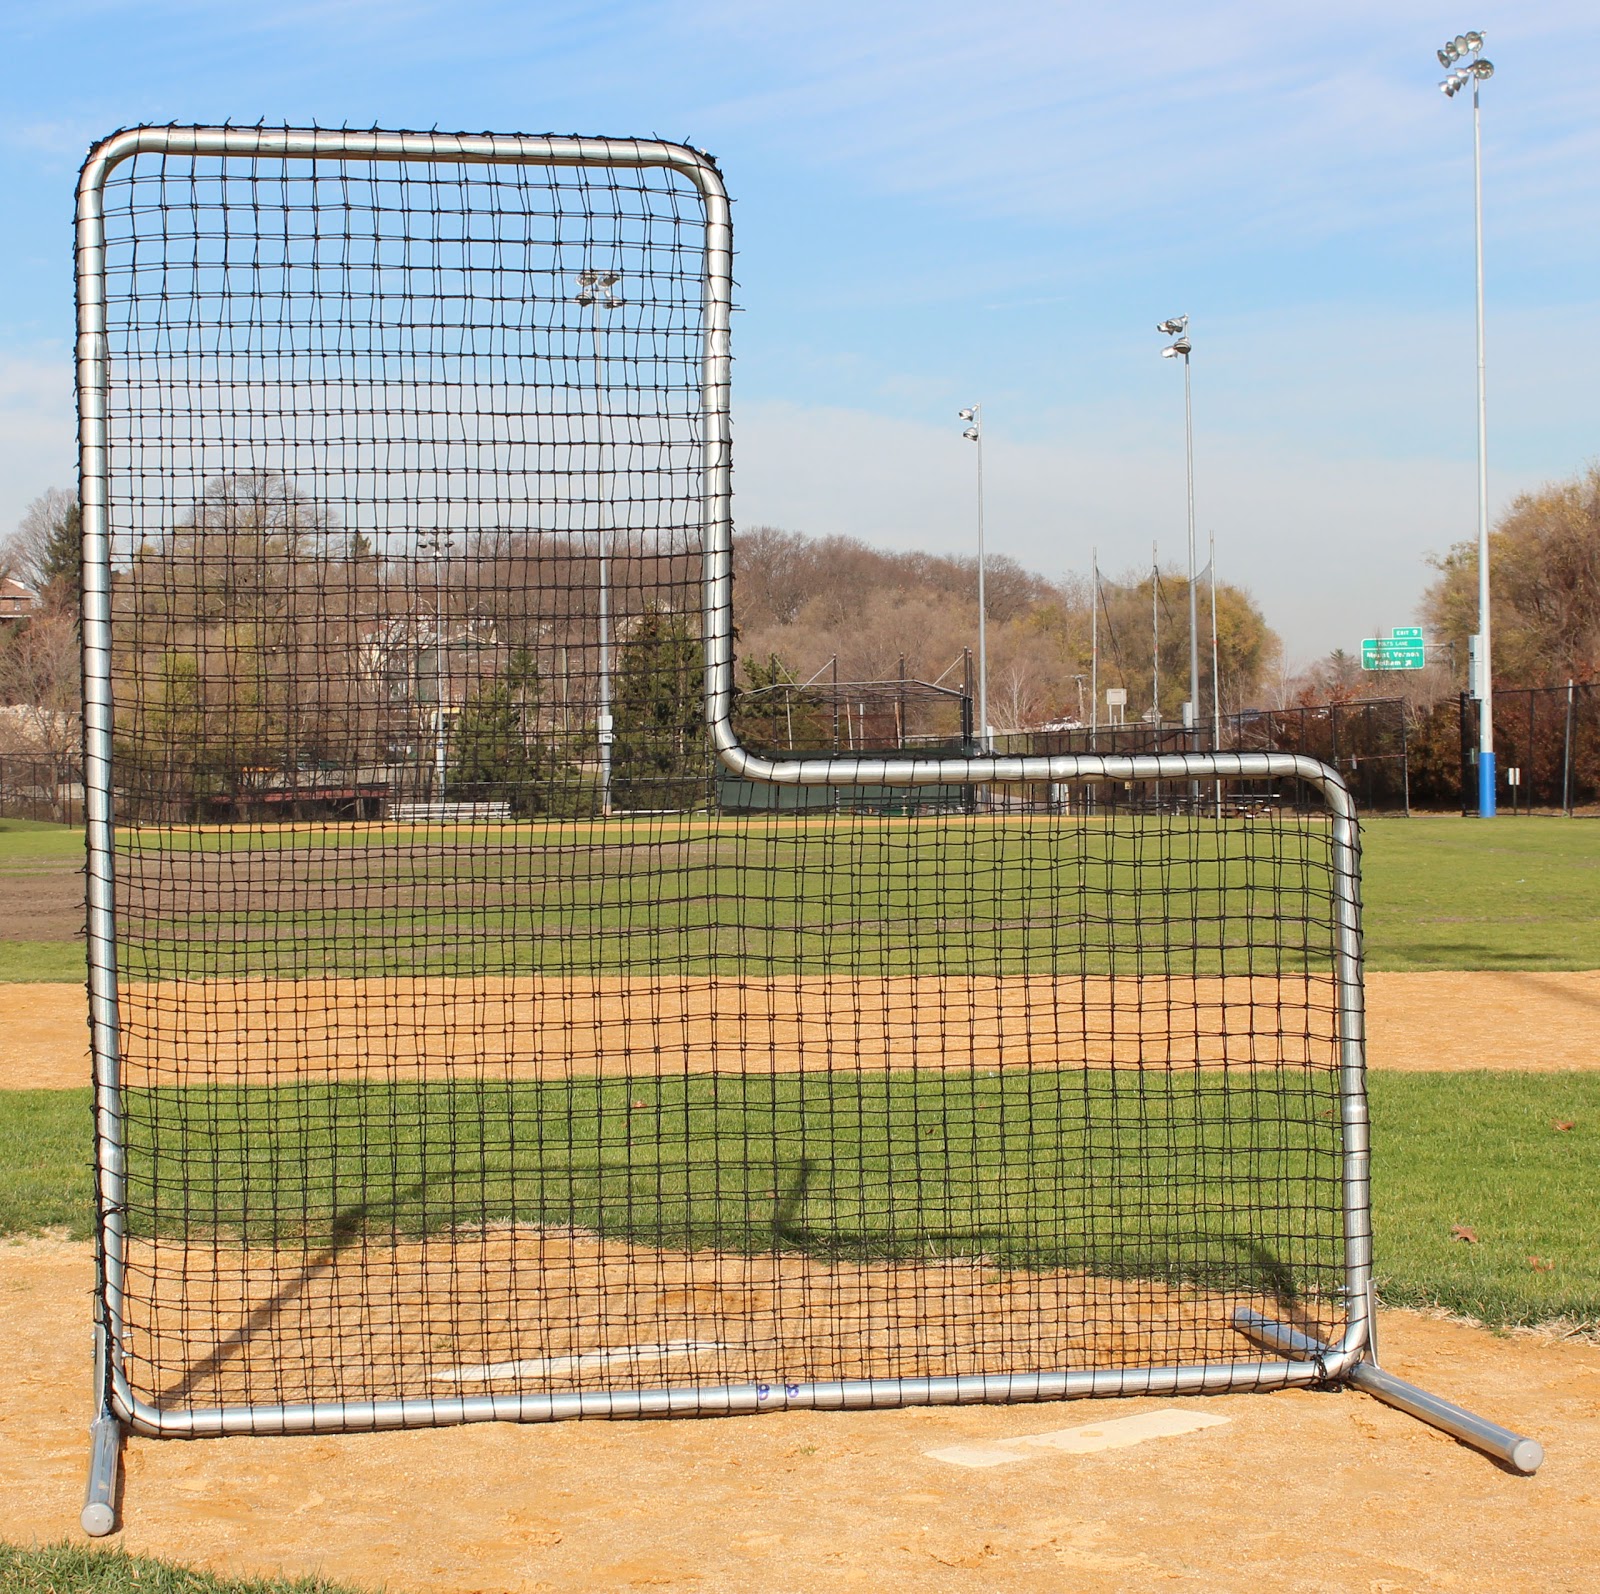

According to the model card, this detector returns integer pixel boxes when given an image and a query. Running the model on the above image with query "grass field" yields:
[0,1543,368,1594]
[2,813,1596,1333]
[112,817,1340,983]
[3,1074,1594,1329]
[26,1071,1350,1287]
[5,813,1600,979]
[0,941,79,980]
[1359,818,1600,970]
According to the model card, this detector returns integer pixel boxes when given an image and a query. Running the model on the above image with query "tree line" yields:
[0,473,716,818]
[6,458,1600,817]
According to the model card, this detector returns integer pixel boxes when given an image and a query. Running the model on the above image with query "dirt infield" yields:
[4,967,1597,1588]
[4,969,1599,1090]
[2,1236,1596,1592]
[111,972,1344,1084]
[118,1229,1327,1413]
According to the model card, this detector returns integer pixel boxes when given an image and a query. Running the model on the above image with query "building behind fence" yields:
[0,755,83,825]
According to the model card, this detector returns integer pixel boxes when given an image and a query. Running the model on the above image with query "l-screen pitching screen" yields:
[91,138,1353,1421]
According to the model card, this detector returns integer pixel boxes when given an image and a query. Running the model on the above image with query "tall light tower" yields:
[575,267,622,816]
[1439,30,1497,817]
[959,404,989,752]
[1157,316,1200,764]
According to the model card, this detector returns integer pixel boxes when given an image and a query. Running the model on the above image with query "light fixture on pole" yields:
[958,405,989,752]
[575,268,622,816]
[1436,29,1497,817]
[416,530,454,800]
[1157,315,1200,784]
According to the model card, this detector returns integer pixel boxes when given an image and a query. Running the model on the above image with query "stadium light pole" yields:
[576,268,622,816]
[1158,316,1200,789]
[417,530,453,799]
[1438,30,1497,817]
[959,405,989,752]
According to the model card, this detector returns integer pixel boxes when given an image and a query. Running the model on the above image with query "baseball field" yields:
[1,813,1597,1591]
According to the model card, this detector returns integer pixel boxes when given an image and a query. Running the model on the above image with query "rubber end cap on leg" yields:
[81,1501,116,1537]
[1509,1436,1544,1475]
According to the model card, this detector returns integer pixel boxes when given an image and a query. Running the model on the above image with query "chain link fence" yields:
[1023,698,1412,814]
[0,755,83,824]
[6,690,1595,823]
[1456,683,1600,814]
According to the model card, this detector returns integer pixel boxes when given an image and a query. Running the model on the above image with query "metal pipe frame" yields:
[77,126,1374,1493]
[112,1360,1331,1442]
[1235,1310,1542,1474]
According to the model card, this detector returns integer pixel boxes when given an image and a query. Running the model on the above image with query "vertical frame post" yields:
[75,138,130,1526]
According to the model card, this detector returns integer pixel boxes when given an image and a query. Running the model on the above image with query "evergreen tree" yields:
[448,649,562,816]
[613,609,707,810]
[38,498,81,597]
[734,652,830,751]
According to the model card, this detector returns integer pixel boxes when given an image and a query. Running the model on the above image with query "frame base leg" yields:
[82,1414,122,1536]
[1233,1310,1542,1474]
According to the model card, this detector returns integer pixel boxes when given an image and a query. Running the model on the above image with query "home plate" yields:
[435,1340,730,1383]
[925,1408,1232,1468]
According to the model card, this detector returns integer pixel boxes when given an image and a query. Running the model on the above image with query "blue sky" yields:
[3,0,1597,661]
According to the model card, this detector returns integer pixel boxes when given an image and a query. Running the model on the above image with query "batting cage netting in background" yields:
[78,128,1369,1439]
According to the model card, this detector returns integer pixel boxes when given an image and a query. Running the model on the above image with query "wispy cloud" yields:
[731,391,1544,660]
[675,1,1600,255]
[0,0,1594,661]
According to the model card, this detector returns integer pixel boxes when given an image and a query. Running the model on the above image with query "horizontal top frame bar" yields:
[77,124,724,196]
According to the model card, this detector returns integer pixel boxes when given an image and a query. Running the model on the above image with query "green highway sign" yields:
[1390,626,1424,641]
[1361,638,1426,670]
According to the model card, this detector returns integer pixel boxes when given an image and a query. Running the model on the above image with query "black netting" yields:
[86,133,1355,1422]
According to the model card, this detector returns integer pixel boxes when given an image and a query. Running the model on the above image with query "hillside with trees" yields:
[0,472,1291,818]
[733,524,1281,731]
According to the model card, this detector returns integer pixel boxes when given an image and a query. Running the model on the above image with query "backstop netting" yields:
[79,128,1368,1436]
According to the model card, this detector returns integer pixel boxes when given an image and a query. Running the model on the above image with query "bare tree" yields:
[3,488,80,611]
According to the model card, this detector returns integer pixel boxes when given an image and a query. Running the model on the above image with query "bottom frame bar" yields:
[1234,1309,1543,1474]
[113,1355,1338,1440]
